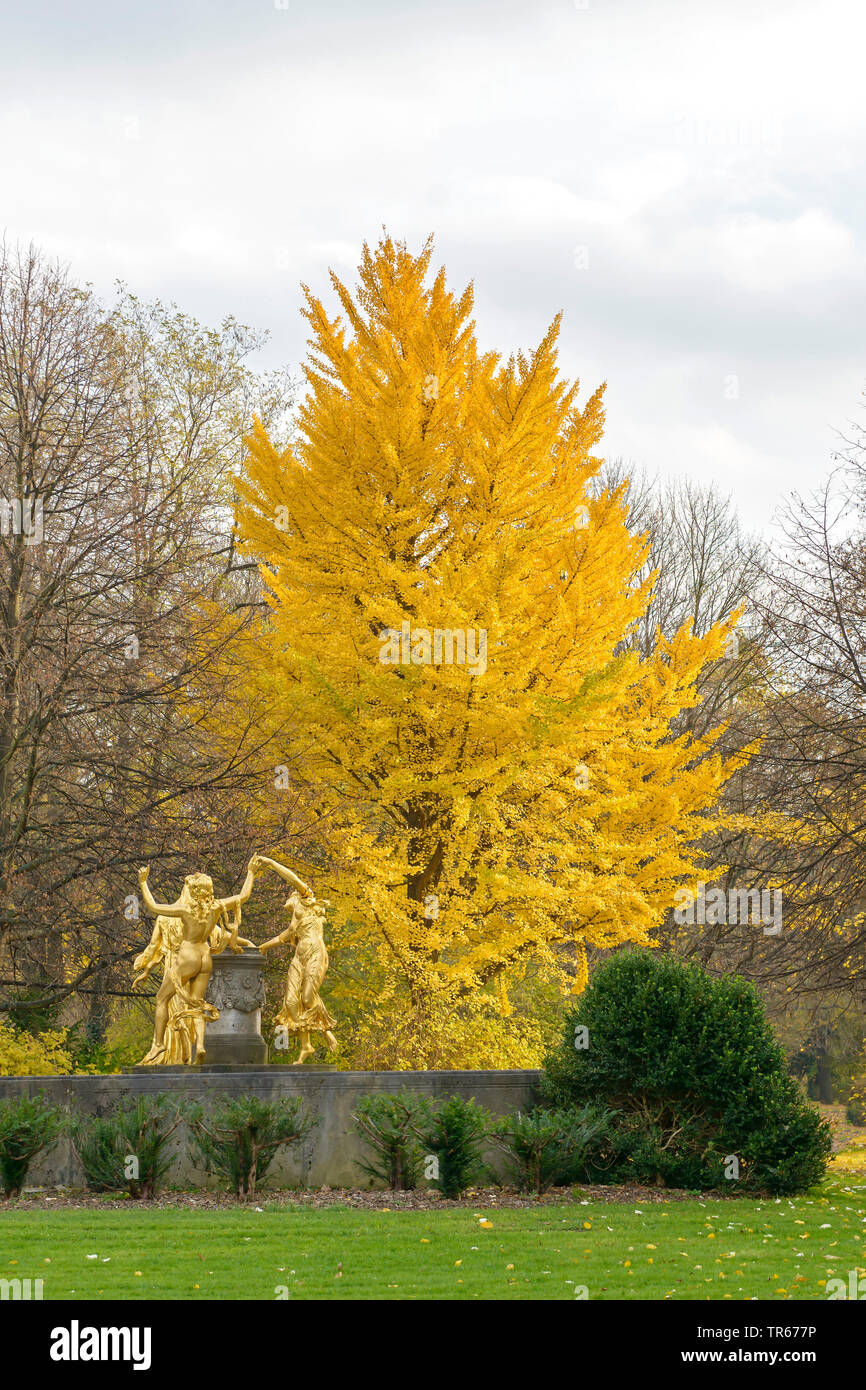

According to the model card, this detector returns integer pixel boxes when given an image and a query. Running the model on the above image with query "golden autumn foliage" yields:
[0,1022,76,1076]
[221,234,747,1066]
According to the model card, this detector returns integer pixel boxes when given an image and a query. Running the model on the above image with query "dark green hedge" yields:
[541,950,831,1195]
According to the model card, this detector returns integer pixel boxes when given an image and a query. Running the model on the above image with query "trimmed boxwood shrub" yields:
[541,950,831,1195]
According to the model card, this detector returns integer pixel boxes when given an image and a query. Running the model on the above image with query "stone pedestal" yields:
[203,948,268,1065]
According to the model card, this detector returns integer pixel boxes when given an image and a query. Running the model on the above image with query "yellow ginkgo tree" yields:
[229,234,747,1064]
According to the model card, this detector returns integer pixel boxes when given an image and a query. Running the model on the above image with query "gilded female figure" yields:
[134,860,258,1064]
[257,856,337,1064]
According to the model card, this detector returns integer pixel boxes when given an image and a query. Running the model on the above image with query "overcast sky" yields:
[2,0,864,529]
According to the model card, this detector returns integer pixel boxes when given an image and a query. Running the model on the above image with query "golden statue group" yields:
[133,854,337,1066]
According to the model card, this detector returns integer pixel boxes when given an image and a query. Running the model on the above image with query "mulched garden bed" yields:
[6,1182,741,1211]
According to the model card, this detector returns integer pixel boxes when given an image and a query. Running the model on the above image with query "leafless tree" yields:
[0,242,303,1038]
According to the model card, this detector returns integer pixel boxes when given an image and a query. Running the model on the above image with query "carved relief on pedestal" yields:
[206,962,267,1014]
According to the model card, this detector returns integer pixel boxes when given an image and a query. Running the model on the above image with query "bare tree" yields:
[0,242,301,1038]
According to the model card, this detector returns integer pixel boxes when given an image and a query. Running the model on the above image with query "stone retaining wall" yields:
[0,1069,542,1190]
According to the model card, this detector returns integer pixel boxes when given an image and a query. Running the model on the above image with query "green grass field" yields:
[3,1176,865,1300]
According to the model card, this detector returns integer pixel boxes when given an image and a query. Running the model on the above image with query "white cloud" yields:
[671,210,857,294]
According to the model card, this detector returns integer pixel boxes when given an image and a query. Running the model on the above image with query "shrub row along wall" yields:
[0,1069,541,1189]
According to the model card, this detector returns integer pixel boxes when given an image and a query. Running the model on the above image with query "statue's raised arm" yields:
[215,856,261,953]
[219,856,261,916]
[257,856,312,897]
[138,866,184,918]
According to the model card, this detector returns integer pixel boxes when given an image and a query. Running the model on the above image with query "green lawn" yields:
[3,1178,865,1300]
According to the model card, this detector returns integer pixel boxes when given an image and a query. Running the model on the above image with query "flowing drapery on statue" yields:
[257,856,338,1064]
[133,858,261,1065]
